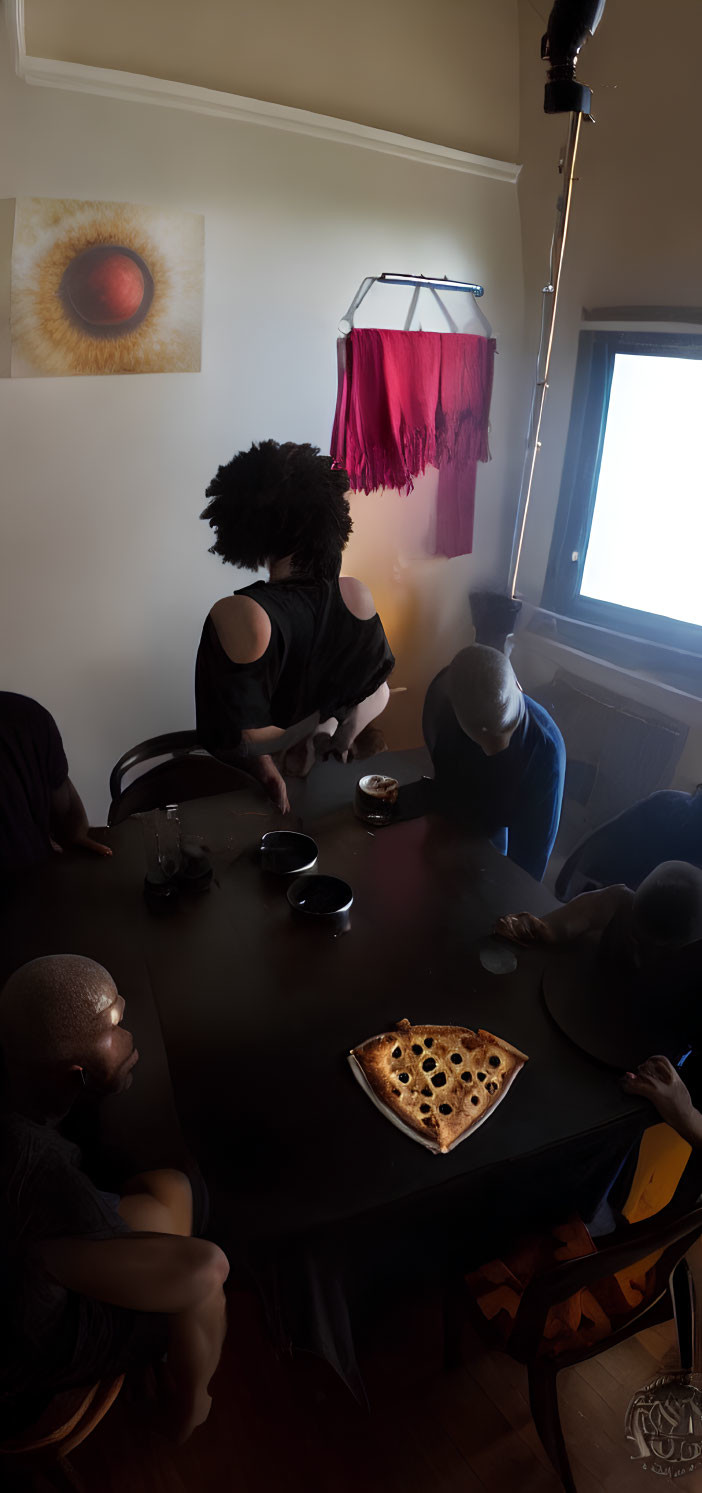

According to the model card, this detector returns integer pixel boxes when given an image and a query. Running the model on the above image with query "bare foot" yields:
[280,734,316,778]
[349,726,388,760]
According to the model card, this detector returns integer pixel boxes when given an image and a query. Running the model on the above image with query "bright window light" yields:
[580,353,702,628]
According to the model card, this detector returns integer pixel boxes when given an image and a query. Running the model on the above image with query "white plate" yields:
[348,1031,526,1155]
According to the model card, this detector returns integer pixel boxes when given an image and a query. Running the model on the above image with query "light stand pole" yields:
[471,0,607,651]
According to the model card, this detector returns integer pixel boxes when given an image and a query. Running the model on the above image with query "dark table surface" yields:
[0,749,647,1245]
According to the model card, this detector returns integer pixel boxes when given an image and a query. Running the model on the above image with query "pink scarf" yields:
[331,328,495,556]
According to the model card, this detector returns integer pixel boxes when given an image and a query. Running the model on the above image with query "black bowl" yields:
[287,874,353,922]
[260,831,318,876]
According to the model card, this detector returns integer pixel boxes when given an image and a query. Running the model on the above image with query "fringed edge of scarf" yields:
[437,410,491,467]
[343,422,442,496]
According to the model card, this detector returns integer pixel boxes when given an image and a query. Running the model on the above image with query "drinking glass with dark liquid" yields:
[354,774,400,826]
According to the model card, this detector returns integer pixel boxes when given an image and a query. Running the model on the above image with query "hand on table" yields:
[50,832,112,857]
[249,755,291,815]
[494,912,556,945]
[621,1056,695,1134]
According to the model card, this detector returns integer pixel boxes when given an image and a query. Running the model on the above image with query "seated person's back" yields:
[0,692,110,876]
[0,692,68,872]
[422,646,565,881]
[556,785,702,899]
[0,954,228,1442]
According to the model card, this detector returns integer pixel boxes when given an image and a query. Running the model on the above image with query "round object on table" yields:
[287,874,353,920]
[542,945,691,1071]
[479,940,518,975]
[354,774,399,827]
[143,871,179,911]
[178,843,213,894]
[260,831,318,876]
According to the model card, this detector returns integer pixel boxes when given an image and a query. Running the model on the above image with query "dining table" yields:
[0,748,649,1398]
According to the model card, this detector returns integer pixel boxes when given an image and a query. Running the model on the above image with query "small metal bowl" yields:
[260,831,318,877]
[287,874,353,929]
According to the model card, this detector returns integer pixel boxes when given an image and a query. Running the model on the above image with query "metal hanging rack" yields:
[339,272,490,337]
[378,272,484,295]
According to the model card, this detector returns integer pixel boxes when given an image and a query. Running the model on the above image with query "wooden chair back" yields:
[505,1201,702,1365]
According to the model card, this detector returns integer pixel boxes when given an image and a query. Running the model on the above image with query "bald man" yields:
[422,646,565,881]
[0,955,228,1443]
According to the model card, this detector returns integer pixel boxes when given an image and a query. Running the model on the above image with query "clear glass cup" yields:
[157,805,182,879]
[354,774,400,827]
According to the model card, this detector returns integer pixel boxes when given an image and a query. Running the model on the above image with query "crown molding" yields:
[5,0,520,183]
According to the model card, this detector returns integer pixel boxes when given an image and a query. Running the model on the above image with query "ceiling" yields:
[23,0,520,161]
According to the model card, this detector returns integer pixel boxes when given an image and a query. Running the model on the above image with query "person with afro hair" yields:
[196,440,394,811]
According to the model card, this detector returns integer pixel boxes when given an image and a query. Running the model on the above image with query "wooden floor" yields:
[65,1276,702,1493]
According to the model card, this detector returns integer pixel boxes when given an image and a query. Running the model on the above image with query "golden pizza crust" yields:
[352,1017,528,1152]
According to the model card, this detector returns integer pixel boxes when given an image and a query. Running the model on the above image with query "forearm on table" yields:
[541,885,629,940]
[50,778,90,845]
[670,1106,702,1149]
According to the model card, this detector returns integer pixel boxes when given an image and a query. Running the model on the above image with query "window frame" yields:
[542,327,702,654]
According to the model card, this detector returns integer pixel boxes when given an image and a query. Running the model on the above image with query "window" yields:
[543,328,702,652]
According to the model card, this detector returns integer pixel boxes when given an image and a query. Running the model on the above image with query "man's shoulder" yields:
[524,695,565,757]
[0,693,57,734]
[0,1111,77,1167]
[425,667,451,705]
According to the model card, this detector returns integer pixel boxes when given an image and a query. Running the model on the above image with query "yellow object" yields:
[622,1123,692,1225]
[612,1122,693,1297]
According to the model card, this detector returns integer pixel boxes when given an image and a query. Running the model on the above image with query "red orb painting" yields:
[10,197,204,376]
[63,247,149,328]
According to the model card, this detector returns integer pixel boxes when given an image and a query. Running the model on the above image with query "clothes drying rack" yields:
[339,272,492,338]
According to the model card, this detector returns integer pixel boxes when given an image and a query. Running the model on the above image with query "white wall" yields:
[0,30,524,820]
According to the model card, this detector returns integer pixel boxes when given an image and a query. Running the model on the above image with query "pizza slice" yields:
[350,1018,528,1153]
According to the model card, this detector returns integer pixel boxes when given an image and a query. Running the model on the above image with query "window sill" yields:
[518,607,702,711]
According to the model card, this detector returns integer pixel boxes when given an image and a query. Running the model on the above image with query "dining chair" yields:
[108,731,253,825]
[0,1374,124,1490]
[443,1201,702,1492]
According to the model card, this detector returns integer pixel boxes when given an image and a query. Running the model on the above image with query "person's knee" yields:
[194,1241,230,1300]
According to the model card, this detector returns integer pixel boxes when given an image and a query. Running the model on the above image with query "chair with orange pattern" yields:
[444,1201,702,1492]
[0,1375,123,1490]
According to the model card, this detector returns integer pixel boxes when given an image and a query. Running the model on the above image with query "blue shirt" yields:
[556,788,702,896]
[422,670,565,881]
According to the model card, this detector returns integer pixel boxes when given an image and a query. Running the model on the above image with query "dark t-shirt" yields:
[0,693,69,874]
[195,578,395,754]
[0,1111,165,1434]
[422,670,566,881]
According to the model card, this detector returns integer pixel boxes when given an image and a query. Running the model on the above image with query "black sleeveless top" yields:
[195,578,394,754]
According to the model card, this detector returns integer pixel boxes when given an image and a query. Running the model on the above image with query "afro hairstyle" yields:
[201,440,353,581]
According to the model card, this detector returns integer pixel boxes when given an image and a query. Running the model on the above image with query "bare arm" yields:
[543,884,630,938]
[206,598,291,811]
[496,885,630,945]
[37,1233,229,1314]
[50,778,112,857]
